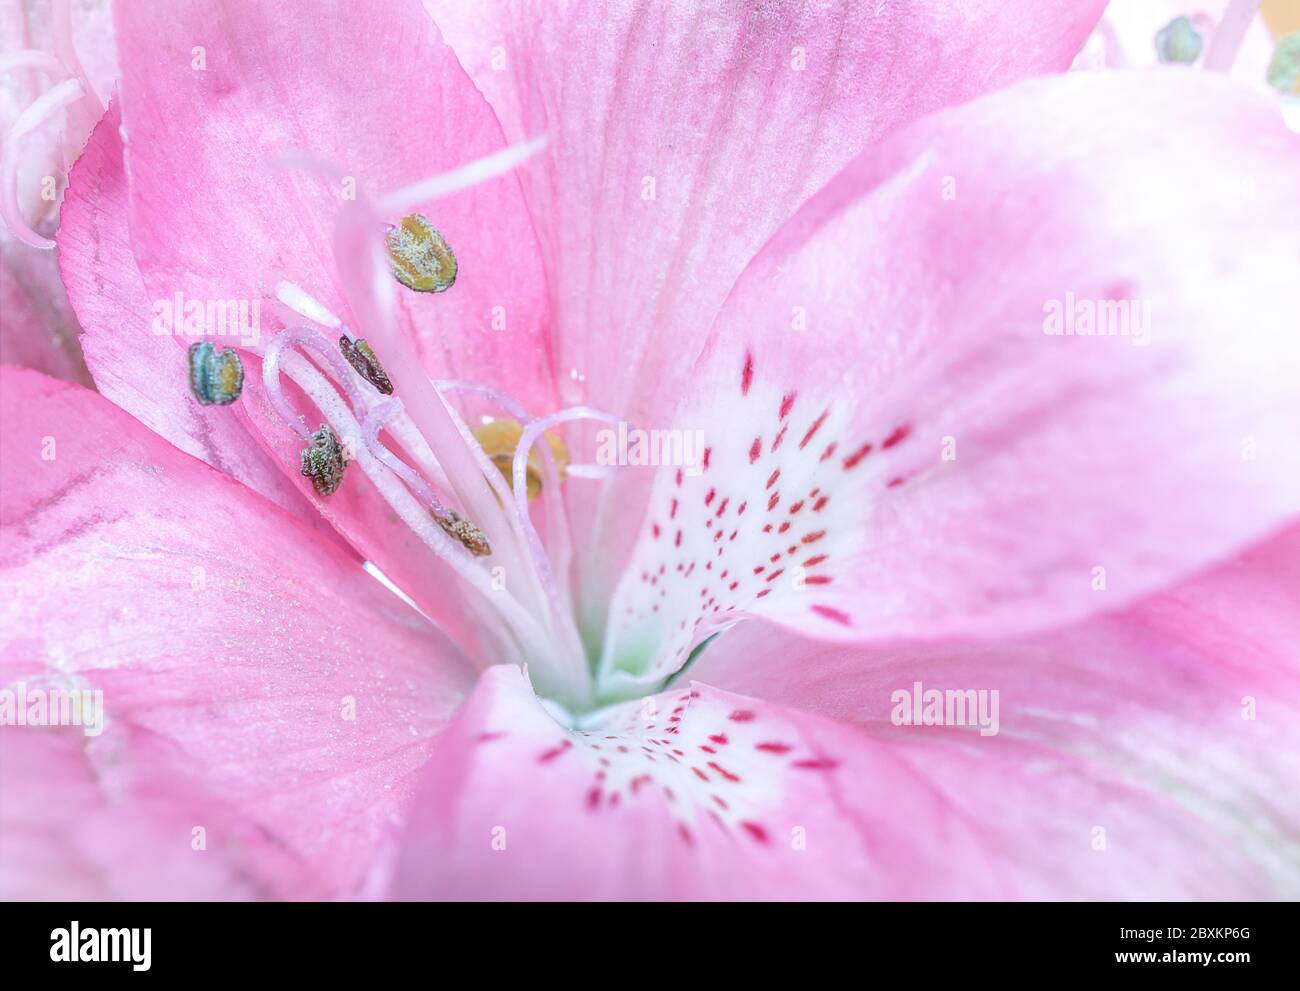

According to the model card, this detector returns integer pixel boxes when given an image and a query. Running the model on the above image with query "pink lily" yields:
[2,0,1299,900]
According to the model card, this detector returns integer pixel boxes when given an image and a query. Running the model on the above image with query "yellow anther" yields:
[473,419,568,500]
[386,214,457,293]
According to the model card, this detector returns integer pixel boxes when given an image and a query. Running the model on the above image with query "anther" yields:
[1267,33,1300,92]
[187,341,244,405]
[301,423,347,496]
[474,419,568,500]
[434,509,492,557]
[339,336,394,394]
[1155,16,1204,63]
[386,214,457,292]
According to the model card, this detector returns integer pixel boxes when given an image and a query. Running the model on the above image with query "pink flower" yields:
[2,0,1299,899]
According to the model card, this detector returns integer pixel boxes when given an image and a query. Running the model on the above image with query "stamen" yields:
[511,406,623,619]
[261,325,363,439]
[1155,16,1204,63]
[386,215,457,293]
[1204,0,1263,73]
[339,336,394,394]
[0,77,84,249]
[301,423,348,496]
[434,511,492,557]
[375,135,548,214]
[274,279,343,330]
[0,51,69,79]
[187,341,244,405]
[360,398,490,556]
[1267,34,1300,92]
[51,0,103,118]
[475,418,568,499]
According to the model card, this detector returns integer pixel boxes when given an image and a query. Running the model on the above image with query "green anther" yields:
[1267,33,1300,93]
[339,336,394,394]
[1154,16,1203,64]
[301,423,347,496]
[386,214,457,293]
[187,341,244,405]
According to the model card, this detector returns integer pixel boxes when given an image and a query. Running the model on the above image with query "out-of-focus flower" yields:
[0,0,116,384]
[2,0,1299,900]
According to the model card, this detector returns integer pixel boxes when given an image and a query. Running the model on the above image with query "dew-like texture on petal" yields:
[599,70,1300,680]
[107,0,555,415]
[688,525,1300,898]
[428,0,1107,425]
[0,368,478,899]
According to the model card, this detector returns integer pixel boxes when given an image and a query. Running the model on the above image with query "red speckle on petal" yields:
[779,392,796,419]
[708,761,741,783]
[792,757,840,772]
[799,409,829,449]
[538,740,572,763]
[756,741,793,754]
[842,441,873,469]
[729,709,756,722]
[749,437,762,464]
[882,423,911,449]
[811,604,852,626]
[741,353,754,395]
[741,821,770,844]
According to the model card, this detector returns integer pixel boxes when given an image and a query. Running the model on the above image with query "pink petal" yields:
[391,664,1002,899]
[687,524,1300,897]
[109,0,555,412]
[0,368,478,899]
[599,69,1300,689]
[58,100,327,527]
[428,0,1106,425]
